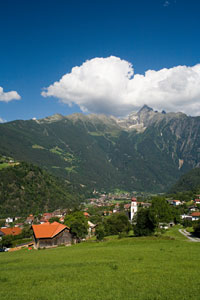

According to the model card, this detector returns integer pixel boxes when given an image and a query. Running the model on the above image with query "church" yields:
[130,197,138,221]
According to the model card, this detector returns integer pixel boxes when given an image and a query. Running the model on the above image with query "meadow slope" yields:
[0,227,200,300]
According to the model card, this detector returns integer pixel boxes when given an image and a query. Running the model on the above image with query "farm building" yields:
[32,221,72,249]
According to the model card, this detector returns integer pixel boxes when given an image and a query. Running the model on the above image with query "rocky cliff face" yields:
[0,106,200,193]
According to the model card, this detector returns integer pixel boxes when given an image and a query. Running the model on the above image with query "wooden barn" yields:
[32,222,72,249]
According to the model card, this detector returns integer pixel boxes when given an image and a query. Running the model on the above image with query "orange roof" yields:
[32,222,69,239]
[191,212,200,217]
[0,227,22,236]
[84,212,90,217]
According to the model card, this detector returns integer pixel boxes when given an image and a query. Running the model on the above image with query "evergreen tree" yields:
[133,208,158,237]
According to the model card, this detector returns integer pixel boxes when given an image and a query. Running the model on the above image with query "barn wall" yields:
[36,229,72,249]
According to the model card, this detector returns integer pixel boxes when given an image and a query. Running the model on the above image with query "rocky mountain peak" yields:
[138,104,153,114]
[38,113,65,123]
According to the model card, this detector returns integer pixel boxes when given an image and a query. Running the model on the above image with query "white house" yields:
[191,212,200,221]
[172,200,181,206]
[87,221,96,238]
[6,217,14,223]
[194,199,200,205]
[181,214,192,220]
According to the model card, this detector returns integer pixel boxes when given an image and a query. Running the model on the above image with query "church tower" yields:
[130,197,137,221]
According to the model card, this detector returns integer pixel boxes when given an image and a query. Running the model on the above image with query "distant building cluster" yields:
[1,193,200,251]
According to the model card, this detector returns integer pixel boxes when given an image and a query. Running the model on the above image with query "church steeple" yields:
[131,197,137,221]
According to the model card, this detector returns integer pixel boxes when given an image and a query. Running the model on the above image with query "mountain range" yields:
[0,105,200,193]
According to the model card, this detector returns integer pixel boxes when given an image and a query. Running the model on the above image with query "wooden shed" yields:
[32,222,72,249]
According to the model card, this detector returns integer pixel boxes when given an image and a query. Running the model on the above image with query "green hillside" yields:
[170,168,200,193]
[1,228,200,300]
[0,161,81,217]
[0,108,200,193]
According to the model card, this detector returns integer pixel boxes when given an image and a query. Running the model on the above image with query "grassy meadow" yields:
[1,227,200,300]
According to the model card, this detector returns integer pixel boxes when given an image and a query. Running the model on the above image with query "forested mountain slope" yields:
[169,168,200,193]
[0,162,80,217]
[0,106,200,192]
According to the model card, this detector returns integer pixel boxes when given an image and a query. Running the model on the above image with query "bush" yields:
[193,220,200,237]
[95,224,105,241]
[182,218,193,228]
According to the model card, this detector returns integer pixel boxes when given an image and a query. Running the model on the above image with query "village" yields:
[1,192,200,252]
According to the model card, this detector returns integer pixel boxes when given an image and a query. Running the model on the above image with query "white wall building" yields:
[6,217,14,223]
[130,197,138,221]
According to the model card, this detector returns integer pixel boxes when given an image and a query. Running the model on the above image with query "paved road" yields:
[179,229,200,242]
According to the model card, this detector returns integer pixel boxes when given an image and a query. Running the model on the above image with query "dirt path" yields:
[179,229,200,242]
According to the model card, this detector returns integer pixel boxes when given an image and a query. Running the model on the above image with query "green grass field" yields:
[0,163,11,170]
[1,227,200,300]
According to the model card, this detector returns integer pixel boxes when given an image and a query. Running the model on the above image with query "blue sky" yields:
[1,0,200,121]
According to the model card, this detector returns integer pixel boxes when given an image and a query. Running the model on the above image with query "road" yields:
[179,229,200,242]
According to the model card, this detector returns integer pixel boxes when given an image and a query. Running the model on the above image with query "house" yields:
[124,203,131,211]
[15,223,24,228]
[6,217,14,224]
[32,221,72,249]
[59,216,65,223]
[181,214,192,220]
[25,214,34,225]
[172,200,181,206]
[87,221,96,238]
[52,209,63,218]
[103,211,113,216]
[40,212,54,224]
[189,206,197,212]
[0,227,22,236]
[194,199,200,205]
[191,212,200,221]
[43,212,54,220]
[159,222,174,229]
[84,212,90,218]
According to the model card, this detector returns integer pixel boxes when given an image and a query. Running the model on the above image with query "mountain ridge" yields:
[0,106,200,193]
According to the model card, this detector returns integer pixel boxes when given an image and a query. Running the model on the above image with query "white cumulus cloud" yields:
[0,86,21,102]
[42,56,200,117]
[0,117,5,123]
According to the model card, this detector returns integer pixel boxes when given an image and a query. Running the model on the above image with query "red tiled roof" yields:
[26,216,34,220]
[124,204,131,209]
[32,222,69,239]
[84,212,90,217]
[131,197,137,202]
[191,212,200,217]
[0,227,22,236]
